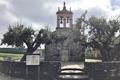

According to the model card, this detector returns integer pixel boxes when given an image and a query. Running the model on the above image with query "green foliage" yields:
[0,48,25,54]
[1,24,34,47]
[0,51,23,54]
[89,16,119,42]
[36,29,52,44]
[0,53,23,61]
[1,24,51,61]
[87,16,120,61]
[1,24,50,50]
[75,12,120,61]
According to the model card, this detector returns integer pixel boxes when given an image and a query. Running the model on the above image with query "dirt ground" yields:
[0,72,24,80]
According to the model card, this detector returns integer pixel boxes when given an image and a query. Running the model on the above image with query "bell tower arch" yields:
[56,2,73,29]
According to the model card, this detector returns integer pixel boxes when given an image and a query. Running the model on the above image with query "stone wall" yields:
[0,61,60,80]
[45,27,85,62]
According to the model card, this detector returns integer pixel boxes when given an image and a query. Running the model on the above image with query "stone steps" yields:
[59,68,89,80]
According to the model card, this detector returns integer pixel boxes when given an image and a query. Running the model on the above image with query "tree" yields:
[75,12,120,61]
[87,16,120,61]
[74,11,87,61]
[1,24,51,61]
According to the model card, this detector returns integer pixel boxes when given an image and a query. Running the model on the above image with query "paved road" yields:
[0,72,24,80]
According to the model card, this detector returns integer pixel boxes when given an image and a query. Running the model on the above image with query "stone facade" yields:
[45,2,85,62]
[56,2,73,28]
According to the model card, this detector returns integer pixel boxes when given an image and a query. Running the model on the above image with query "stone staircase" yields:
[59,62,89,80]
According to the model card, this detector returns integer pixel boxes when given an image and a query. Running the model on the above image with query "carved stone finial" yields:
[58,7,60,11]
[64,2,65,6]
[70,7,71,11]
[63,2,66,9]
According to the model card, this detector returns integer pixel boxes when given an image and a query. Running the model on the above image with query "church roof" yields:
[56,2,73,14]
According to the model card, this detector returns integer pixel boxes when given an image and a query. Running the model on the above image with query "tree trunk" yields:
[20,48,35,62]
[100,47,110,61]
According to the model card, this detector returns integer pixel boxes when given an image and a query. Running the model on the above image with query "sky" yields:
[0,0,120,47]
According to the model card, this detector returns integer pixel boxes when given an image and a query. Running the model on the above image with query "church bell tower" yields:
[56,2,73,29]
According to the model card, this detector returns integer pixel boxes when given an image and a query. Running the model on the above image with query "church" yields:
[45,2,85,62]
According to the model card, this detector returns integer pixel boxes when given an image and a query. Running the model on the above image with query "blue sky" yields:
[0,0,120,47]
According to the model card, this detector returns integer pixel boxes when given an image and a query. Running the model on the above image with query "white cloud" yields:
[0,0,120,43]
[66,0,110,10]
[0,0,8,4]
[56,0,120,20]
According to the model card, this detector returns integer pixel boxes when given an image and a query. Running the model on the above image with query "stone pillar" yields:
[70,18,73,28]
[57,16,60,28]
[61,49,69,62]
[63,18,66,27]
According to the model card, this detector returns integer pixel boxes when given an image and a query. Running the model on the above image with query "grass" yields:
[0,53,23,62]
